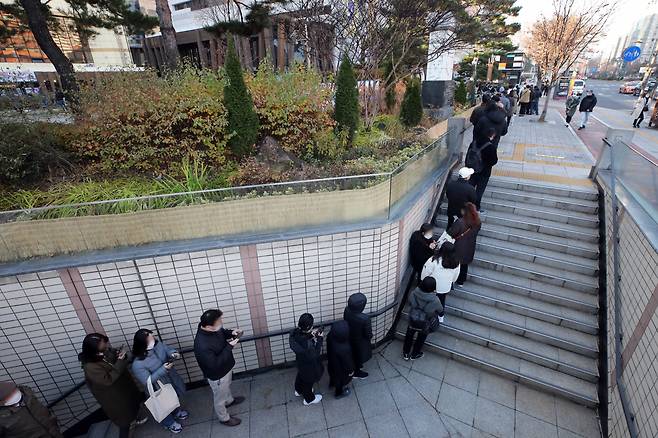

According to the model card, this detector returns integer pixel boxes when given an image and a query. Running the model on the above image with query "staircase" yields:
[396,176,601,407]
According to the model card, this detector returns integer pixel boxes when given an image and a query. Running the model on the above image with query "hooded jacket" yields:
[343,293,373,367]
[289,328,324,383]
[421,257,460,294]
[566,95,581,117]
[193,326,236,381]
[473,105,507,147]
[326,321,355,389]
[0,386,62,438]
[409,230,435,272]
[408,287,444,318]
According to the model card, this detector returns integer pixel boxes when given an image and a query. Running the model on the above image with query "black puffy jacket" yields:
[473,105,507,147]
[289,328,324,383]
[327,321,354,389]
[343,293,373,367]
[445,178,477,217]
[409,230,435,272]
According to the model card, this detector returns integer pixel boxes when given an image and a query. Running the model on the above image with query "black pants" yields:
[295,373,315,403]
[519,103,528,114]
[119,426,130,438]
[437,293,446,317]
[457,263,468,284]
[403,326,428,356]
[470,168,492,210]
[634,113,644,126]
[566,114,573,123]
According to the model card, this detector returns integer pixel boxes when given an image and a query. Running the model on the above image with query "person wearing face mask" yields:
[0,381,62,438]
[193,309,245,427]
[131,329,188,434]
[289,313,324,405]
[409,223,437,284]
[445,167,477,228]
[79,333,146,438]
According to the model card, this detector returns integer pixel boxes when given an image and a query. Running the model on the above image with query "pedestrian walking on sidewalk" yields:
[577,89,597,130]
[409,223,437,283]
[468,127,498,211]
[194,309,245,427]
[344,293,373,379]
[565,92,581,125]
[445,168,477,229]
[0,382,63,438]
[131,329,188,434]
[402,276,443,361]
[326,320,354,398]
[290,313,324,405]
[632,93,650,128]
[79,333,147,438]
[449,202,482,285]
[421,242,460,323]
[518,86,532,115]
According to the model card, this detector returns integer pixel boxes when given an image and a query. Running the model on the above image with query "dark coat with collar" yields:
[343,293,373,368]
[579,94,597,112]
[289,328,324,383]
[448,217,482,265]
[194,327,236,381]
[473,105,507,147]
[409,230,435,272]
[327,321,354,389]
[0,386,62,438]
[445,177,477,217]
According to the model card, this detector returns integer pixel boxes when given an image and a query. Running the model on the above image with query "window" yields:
[173,2,192,10]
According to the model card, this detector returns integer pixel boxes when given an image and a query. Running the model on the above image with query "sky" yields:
[511,0,658,56]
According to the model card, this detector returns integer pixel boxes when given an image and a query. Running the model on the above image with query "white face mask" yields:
[4,390,22,406]
[424,232,433,239]
[147,339,155,350]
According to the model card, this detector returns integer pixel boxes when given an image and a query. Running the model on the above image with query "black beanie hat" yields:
[298,313,314,331]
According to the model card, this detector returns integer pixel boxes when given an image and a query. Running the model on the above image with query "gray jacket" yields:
[131,341,186,396]
[408,287,443,317]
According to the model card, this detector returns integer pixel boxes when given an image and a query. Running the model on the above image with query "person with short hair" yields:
[449,202,482,285]
[402,276,443,361]
[577,89,597,130]
[193,309,245,427]
[409,223,437,282]
[290,313,324,405]
[0,382,62,438]
[421,242,461,323]
[445,167,477,228]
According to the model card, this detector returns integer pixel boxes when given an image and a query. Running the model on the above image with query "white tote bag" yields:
[144,376,180,422]
[436,230,455,249]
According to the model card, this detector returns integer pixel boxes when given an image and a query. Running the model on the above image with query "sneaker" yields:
[220,417,242,427]
[226,396,246,407]
[294,391,301,397]
[166,421,183,434]
[175,410,189,420]
[410,352,424,360]
[403,353,410,361]
[353,370,369,379]
[438,316,445,323]
[335,388,351,399]
[304,394,323,405]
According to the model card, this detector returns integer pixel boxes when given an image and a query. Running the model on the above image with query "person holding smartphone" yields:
[131,329,188,434]
[289,313,324,405]
[193,309,245,427]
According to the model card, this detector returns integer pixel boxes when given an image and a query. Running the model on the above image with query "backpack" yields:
[409,305,440,334]
[465,141,488,173]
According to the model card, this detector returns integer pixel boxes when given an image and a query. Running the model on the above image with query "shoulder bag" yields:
[144,375,180,422]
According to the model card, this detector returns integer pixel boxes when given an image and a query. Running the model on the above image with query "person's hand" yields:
[164,362,174,370]
[171,352,181,360]
[232,329,243,338]
[117,350,126,360]
[429,242,437,249]
[228,338,240,347]
[349,371,354,377]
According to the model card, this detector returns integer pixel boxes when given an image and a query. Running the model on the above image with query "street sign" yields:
[622,46,641,62]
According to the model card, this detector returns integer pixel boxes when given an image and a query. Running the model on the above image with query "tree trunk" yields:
[538,85,554,122]
[155,0,179,70]
[19,0,78,100]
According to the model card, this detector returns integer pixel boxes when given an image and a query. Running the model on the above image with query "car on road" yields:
[634,79,657,97]
[620,82,640,94]
[572,80,586,94]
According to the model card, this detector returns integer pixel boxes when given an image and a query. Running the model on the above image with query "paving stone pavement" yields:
[126,341,600,438]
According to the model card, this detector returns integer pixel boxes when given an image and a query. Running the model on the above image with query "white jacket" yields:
[421,257,460,294]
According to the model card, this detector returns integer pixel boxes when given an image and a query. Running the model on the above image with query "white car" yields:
[572,80,585,95]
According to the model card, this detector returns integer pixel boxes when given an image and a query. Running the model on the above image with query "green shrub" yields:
[373,114,406,138]
[0,123,70,184]
[313,129,344,161]
[454,80,468,105]
[72,66,230,175]
[246,62,334,157]
[334,55,359,139]
[224,36,260,158]
[399,78,423,127]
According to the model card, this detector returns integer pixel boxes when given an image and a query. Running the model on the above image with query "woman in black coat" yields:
[409,223,437,281]
[343,293,373,379]
[327,320,355,398]
[289,313,324,405]
[448,202,482,285]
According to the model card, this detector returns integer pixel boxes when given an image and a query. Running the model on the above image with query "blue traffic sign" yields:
[622,46,641,62]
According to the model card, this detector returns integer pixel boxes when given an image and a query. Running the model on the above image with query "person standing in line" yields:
[531,85,541,115]
[193,309,245,427]
[497,87,511,115]
[445,167,477,228]
[518,85,532,115]
[632,93,650,128]
[0,382,62,438]
[289,313,324,405]
[402,276,443,361]
[449,202,482,285]
[343,293,373,379]
[577,89,597,130]
[469,93,491,126]
[79,333,147,438]
[506,88,517,125]
[470,124,500,212]
[326,320,354,399]
[409,223,437,283]
[131,329,188,434]
[421,243,460,323]
[565,92,581,126]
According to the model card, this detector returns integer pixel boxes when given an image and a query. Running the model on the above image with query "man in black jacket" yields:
[290,313,324,405]
[469,93,491,126]
[577,89,597,130]
[473,100,507,148]
[344,293,373,379]
[445,168,477,228]
[194,309,245,427]
[409,223,437,282]
[470,127,498,210]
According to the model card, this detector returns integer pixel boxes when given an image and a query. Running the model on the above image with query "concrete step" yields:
[395,320,599,407]
[468,266,599,313]
[443,295,599,357]
[476,235,599,276]
[85,421,112,438]
[473,250,599,294]
[453,282,598,334]
[483,187,599,215]
[479,199,599,229]
[486,176,599,201]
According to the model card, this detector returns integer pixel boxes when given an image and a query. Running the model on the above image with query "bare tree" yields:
[525,0,616,122]
[155,0,179,69]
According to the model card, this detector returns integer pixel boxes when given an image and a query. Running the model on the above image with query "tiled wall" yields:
[603,190,658,438]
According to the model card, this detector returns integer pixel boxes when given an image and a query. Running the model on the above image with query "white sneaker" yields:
[304,394,323,405]
[294,391,301,397]
[438,316,445,323]
[166,421,183,434]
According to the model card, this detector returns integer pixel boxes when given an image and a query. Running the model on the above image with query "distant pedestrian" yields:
[79,333,147,438]
[409,223,437,283]
[0,382,62,438]
[326,320,354,399]
[448,202,482,285]
[402,276,443,361]
[194,309,245,427]
[507,88,518,117]
[565,92,581,126]
[498,87,511,114]
[577,89,597,130]
[446,167,477,228]
[344,293,373,379]
[290,313,324,405]
[518,86,532,115]
[131,329,188,434]
[531,85,541,115]
[632,93,650,128]
[421,242,460,323]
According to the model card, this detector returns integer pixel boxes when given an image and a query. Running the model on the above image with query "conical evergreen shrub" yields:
[454,80,468,105]
[333,54,359,139]
[399,78,422,127]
